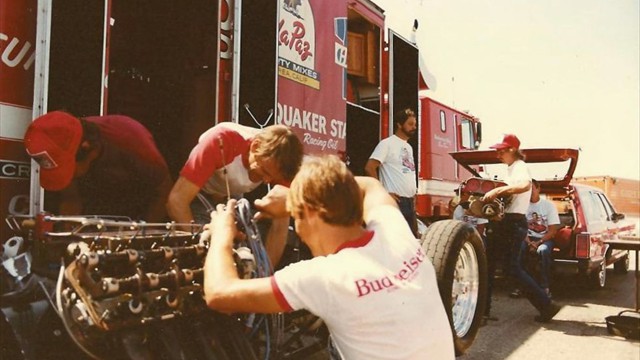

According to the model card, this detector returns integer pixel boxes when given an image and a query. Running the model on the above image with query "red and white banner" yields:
[1,0,37,242]
[217,0,233,123]
[0,0,36,110]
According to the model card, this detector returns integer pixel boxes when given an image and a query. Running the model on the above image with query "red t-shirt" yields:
[74,115,170,219]
[180,123,261,197]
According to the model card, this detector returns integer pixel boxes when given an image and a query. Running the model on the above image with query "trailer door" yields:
[235,0,278,128]
[388,31,419,172]
[41,0,108,117]
[30,0,109,215]
[1,0,38,239]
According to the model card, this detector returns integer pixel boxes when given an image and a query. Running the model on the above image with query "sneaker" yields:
[534,302,561,323]
[509,289,522,298]
[545,288,552,299]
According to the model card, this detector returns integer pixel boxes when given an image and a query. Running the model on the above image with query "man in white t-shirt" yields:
[204,155,454,360]
[365,108,418,236]
[523,179,560,297]
[482,134,560,323]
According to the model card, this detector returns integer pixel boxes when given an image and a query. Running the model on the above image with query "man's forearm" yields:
[265,217,289,269]
[364,160,380,179]
[167,199,195,226]
[364,168,378,179]
[541,225,560,243]
[204,236,239,311]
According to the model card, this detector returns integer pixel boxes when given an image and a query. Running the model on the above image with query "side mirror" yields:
[611,212,625,222]
[475,122,482,148]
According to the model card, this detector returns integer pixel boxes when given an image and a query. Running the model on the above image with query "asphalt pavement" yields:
[462,251,640,360]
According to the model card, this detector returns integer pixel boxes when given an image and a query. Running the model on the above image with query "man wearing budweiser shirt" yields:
[204,155,454,359]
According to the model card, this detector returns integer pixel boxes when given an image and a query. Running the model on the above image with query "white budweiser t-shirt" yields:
[271,206,454,360]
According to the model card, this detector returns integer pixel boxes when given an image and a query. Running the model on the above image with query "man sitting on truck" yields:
[24,111,173,222]
[523,179,561,298]
[204,155,455,359]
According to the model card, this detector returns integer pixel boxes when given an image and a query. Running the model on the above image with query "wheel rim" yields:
[598,260,606,287]
[451,241,480,338]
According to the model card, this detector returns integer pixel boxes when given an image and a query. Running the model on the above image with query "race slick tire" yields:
[421,220,488,356]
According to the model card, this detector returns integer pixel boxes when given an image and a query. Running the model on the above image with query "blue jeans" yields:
[504,215,552,311]
[521,238,555,289]
[397,196,417,236]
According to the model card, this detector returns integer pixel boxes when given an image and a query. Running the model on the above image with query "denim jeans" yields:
[505,215,552,311]
[521,238,555,289]
[397,196,417,236]
[485,220,510,316]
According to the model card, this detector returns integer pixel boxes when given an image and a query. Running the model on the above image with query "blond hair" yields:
[287,155,362,226]
[253,125,303,182]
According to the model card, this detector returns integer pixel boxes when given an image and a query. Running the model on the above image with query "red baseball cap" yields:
[23,111,83,191]
[489,134,520,150]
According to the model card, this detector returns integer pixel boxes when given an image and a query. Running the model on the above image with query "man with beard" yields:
[365,108,418,236]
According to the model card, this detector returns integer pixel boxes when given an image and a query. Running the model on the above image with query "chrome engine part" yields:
[458,177,512,221]
[40,217,208,358]
[1,200,326,360]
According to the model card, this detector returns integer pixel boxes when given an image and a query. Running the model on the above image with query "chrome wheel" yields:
[451,241,480,337]
[596,260,606,287]
[589,259,607,289]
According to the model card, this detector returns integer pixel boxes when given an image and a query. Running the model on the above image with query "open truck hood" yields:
[450,148,579,190]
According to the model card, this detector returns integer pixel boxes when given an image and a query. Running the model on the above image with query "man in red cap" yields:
[482,134,561,322]
[24,111,173,222]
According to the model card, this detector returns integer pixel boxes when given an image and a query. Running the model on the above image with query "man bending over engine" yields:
[203,155,454,359]
[167,123,303,225]
[24,111,172,222]
[167,123,303,265]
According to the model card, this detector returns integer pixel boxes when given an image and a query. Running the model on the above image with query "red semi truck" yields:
[1,0,485,356]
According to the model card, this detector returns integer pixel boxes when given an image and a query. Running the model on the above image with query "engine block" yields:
[34,216,211,357]
[457,177,511,221]
[2,200,319,359]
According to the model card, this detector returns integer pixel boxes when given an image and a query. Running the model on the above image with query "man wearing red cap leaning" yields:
[481,134,561,323]
[24,111,173,222]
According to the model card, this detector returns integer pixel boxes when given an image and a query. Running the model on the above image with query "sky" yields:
[374,0,640,180]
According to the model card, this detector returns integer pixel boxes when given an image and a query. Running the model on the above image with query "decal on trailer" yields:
[276,0,347,155]
[0,0,37,241]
